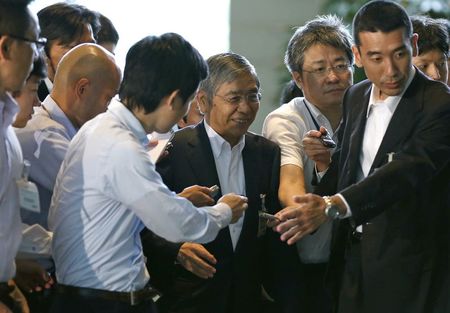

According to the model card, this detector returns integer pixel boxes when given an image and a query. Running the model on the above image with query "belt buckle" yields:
[130,290,139,306]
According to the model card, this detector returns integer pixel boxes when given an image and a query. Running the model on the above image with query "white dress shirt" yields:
[263,97,335,263]
[48,99,232,292]
[0,93,23,281]
[15,95,77,228]
[204,120,246,250]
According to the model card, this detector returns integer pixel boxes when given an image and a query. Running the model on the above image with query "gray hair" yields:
[200,52,260,102]
[285,15,353,73]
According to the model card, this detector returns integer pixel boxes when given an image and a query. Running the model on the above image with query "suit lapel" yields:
[188,123,233,254]
[235,134,260,253]
[186,123,222,195]
[341,85,371,187]
[369,71,423,173]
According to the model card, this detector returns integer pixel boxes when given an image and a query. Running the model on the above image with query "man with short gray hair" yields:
[146,52,296,313]
[263,15,353,313]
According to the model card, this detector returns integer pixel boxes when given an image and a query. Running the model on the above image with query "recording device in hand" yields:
[320,130,336,148]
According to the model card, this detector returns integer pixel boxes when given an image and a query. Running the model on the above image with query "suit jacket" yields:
[316,70,450,313]
[142,122,300,313]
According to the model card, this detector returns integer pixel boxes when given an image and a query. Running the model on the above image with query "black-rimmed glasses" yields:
[302,63,352,77]
[7,34,47,53]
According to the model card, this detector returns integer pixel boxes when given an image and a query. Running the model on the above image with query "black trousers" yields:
[300,262,333,313]
[50,291,158,313]
[336,237,363,313]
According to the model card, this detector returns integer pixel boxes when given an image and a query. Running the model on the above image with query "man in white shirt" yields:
[15,43,121,229]
[274,2,450,313]
[48,33,248,313]
[36,3,99,101]
[0,1,43,312]
[263,15,353,313]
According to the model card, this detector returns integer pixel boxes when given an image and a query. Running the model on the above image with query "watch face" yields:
[326,206,340,219]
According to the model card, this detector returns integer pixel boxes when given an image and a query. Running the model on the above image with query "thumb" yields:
[319,126,329,135]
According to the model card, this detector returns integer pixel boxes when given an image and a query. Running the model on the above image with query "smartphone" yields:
[258,211,280,222]
[320,131,336,148]
[210,185,220,197]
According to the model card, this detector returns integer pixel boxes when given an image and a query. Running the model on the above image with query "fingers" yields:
[275,205,301,222]
[279,224,305,244]
[319,126,329,135]
[305,129,323,138]
[178,244,217,279]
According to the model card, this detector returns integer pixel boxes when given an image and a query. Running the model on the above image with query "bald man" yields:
[15,43,121,229]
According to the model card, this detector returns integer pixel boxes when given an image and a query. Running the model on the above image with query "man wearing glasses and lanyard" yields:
[0,0,45,312]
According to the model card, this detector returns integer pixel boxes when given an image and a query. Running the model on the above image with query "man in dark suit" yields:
[272,1,450,313]
[144,52,299,313]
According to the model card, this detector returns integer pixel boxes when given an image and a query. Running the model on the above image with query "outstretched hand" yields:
[273,194,328,245]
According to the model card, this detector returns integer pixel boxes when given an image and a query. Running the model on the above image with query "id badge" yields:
[257,214,267,238]
[17,179,40,213]
[257,193,267,238]
[16,160,40,213]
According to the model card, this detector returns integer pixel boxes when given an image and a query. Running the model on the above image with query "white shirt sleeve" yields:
[263,114,306,169]
[103,139,232,244]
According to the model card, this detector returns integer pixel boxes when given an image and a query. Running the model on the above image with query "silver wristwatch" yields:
[323,196,341,219]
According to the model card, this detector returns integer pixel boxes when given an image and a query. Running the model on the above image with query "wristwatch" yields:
[323,196,341,219]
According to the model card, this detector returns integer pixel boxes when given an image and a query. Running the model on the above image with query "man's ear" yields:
[291,71,304,91]
[165,89,180,110]
[75,78,90,99]
[352,45,363,68]
[0,36,13,61]
[196,90,209,115]
[411,33,419,57]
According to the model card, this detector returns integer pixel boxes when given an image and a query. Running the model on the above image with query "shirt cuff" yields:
[212,202,232,228]
[315,165,328,182]
[335,193,352,219]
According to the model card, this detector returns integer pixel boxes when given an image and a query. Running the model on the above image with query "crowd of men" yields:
[0,1,449,313]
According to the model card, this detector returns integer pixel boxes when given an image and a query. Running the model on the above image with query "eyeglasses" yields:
[215,92,262,105]
[302,63,352,77]
[8,34,47,53]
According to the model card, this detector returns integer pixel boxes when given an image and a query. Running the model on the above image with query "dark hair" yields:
[0,0,34,38]
[199,52,259,102]
[353,0,412,46]
[119,33,208,114]
[285,15,353,73]
[412,15,449,58]
[29,53,47,79]
[279,80,303,105]
[38,3,100,55]
[97,14,119,45]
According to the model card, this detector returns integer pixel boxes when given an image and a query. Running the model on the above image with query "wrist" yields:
[322,195,346,219]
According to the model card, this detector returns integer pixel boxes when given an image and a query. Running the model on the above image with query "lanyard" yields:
[302,100,321,131]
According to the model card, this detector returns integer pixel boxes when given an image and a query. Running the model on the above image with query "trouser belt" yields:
[56,284,161,306]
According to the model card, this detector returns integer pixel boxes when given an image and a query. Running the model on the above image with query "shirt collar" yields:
[204,120,245,159]
[44,77,53,93]
[367,67,416,118]
[41,95,78,138]
[108,98,149,146]
[0,92,19,131]
[302,97,325,121]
